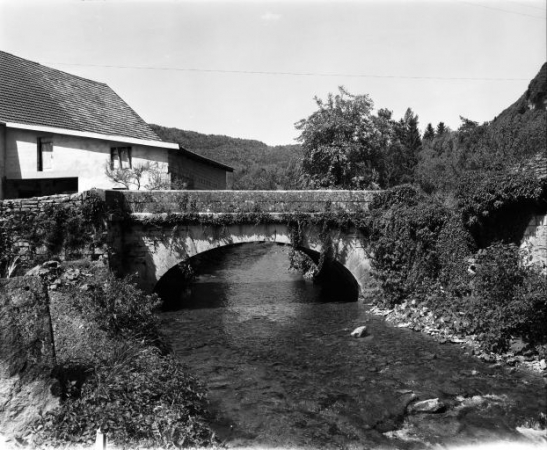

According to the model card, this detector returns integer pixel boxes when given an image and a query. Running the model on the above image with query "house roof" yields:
[0,50,163,143]
[176,147,234,172]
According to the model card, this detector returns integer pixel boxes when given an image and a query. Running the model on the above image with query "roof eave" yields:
[4,122,180,150]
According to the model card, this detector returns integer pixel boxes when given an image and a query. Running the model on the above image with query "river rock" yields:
[0,277,59,439]
[351,326,367,337]
[408,398,446,414]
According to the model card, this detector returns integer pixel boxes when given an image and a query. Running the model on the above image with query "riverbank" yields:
[364,295,547,377]
[0,261,216,449]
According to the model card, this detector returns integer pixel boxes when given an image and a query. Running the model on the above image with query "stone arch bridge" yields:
[102,190,377,299]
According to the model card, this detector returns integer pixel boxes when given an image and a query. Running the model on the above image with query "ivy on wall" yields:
[0,193,108,276]
[456,169,546,246]
[361,178,547,354]
[126,206,362,273]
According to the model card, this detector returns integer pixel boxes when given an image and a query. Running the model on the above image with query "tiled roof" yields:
[0,51,163,142]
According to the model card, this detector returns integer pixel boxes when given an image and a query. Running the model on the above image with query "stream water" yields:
[159,243,547,450]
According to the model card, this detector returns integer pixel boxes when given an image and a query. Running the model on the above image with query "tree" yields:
[399,108,422,183]
[436,122,447,135]
[401,108,422,153]
[369,107,422,188]
[295,87,382,189]
[423,123,435,141]
[104,161,172,190]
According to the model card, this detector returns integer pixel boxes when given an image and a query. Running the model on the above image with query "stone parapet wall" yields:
[0,193,84,213]
[98,189,376,215]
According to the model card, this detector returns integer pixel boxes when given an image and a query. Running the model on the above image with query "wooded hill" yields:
[417,62,546,194]
[149,125,303,190]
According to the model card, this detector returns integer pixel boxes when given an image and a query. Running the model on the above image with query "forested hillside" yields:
[149,125,303,189]
[417,62,546,193]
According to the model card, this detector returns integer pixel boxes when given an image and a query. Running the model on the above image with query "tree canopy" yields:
[295,87,382,189]
[295,87,422,189]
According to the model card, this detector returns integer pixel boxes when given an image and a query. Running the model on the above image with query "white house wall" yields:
[4,128,169,192]
[0,124,6,199]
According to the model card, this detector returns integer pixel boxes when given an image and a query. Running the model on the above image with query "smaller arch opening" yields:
[295,247,360,303]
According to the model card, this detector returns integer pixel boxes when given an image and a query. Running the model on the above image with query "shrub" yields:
[66,271,166,350]
[367,183,547,355]
[34,346,215,448]
[464,243,547,351]
[436,213,475,297]
[512,271,547,349]
[365,186,449,306]
[33,269,216,447]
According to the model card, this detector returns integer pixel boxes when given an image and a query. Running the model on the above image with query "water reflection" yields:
[156,243,357,310]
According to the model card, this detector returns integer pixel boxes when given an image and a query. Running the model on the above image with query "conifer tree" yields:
[423,123,435,140]
[436,122,447,135]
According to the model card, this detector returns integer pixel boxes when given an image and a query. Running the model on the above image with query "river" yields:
[160,243,547,450]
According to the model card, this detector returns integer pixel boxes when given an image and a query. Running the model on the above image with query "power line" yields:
[43,61,531,81]
[507,0,547,12]
[456,0,546,19]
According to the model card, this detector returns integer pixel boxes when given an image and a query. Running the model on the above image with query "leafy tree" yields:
[295,87,383,189]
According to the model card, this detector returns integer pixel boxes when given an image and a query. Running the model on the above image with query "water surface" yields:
[160,243,546,449]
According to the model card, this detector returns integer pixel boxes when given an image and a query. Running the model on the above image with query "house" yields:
[0,51,233,199]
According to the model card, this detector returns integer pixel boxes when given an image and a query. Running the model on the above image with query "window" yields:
[37,138,53,171]
[110,147,132,170]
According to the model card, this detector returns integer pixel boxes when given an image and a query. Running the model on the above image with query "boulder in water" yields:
[408,398,446,414]
[351,326,367,338]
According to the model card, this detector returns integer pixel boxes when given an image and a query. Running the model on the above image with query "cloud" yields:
[261,12,281,22]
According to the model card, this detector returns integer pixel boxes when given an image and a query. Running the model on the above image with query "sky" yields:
[0,0,545,146]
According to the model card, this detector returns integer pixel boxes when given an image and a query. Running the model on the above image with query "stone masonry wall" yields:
[0,193,82,214]
[0,192,108,266]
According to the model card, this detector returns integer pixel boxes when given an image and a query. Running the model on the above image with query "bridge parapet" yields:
[99,190,376,215]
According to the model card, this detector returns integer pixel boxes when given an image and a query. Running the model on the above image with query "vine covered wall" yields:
[0,191,108,276]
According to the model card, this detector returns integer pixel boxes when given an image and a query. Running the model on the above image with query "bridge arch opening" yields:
[153,242,360,310]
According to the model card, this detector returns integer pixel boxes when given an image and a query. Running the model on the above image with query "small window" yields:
[37,138,53,171]
[110,147,132,170]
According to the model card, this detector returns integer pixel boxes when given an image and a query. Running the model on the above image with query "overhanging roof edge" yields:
[5,122,179,149]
